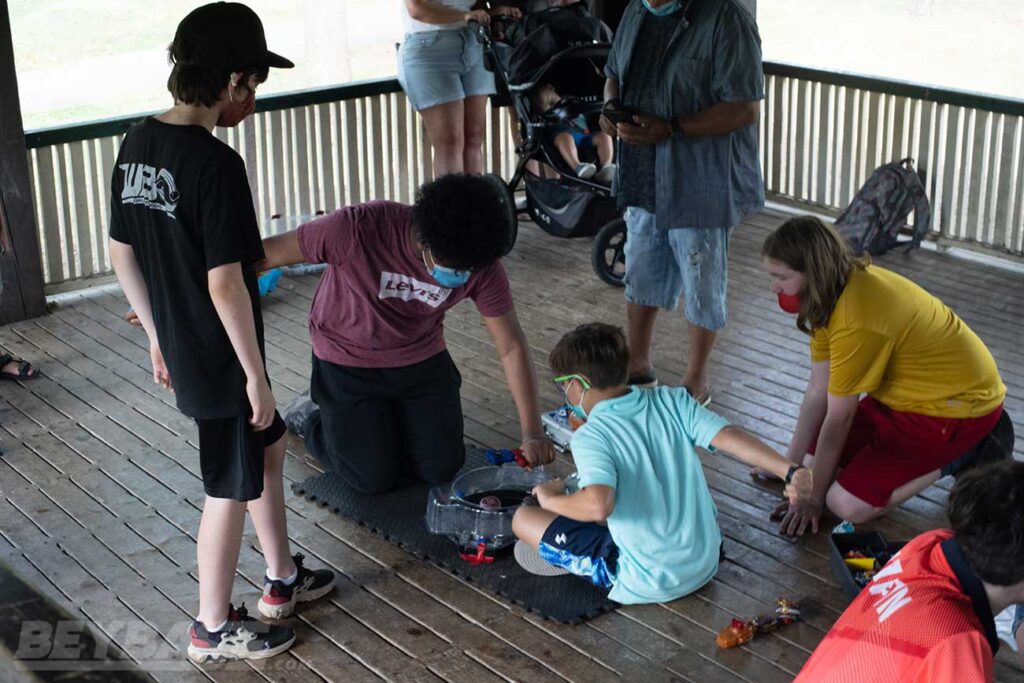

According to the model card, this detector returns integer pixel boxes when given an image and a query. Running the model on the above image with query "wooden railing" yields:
[24,63,1024,288]
[761,63,1024,256]
[24,80,517,287]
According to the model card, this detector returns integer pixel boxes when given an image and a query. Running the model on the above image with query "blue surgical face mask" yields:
[424,249,471,288]
[563,382,588,421]
[568,399,588,421]
[642,0,683,16]
[431,265,471,288]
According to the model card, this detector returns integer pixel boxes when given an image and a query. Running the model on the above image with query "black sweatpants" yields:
[304,350,466,494]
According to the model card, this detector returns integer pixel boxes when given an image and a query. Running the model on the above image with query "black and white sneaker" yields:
[283,391,318,437]
[258,553,336,619]
[187,603,295,663]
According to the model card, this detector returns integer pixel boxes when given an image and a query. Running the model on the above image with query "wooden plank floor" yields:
[0,208,1022,682]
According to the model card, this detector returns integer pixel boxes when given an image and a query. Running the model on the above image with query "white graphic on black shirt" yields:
[379,272,451,308]
[119,163,180,218]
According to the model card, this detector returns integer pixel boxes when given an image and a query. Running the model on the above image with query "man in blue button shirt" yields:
[599,0,765,403]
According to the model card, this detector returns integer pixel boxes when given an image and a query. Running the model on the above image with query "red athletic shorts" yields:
[809,397,1003,507]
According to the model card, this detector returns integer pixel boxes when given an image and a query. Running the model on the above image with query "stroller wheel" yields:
[591,217,626,287]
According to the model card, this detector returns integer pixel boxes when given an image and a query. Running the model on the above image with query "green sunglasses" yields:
[552,374,591,392]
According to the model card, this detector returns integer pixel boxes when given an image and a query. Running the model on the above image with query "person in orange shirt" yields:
[794,460,1024,682]
[759,216,1013,535]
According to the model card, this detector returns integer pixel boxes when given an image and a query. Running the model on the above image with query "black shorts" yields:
[195,411,287,501]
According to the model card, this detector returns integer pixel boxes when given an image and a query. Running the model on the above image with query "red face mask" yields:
[217,90,256,128]
[777,291,802,314]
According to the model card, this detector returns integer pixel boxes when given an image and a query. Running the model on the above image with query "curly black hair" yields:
[412,174,516,271]
[948,459,1024,586]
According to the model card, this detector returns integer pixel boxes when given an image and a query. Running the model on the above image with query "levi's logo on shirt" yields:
[378,272,452,308]
[119,163,180,219]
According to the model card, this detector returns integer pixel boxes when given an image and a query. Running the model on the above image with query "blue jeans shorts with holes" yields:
[622,206,732,332]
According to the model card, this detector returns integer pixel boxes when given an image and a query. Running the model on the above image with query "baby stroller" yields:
[481,2,626,286]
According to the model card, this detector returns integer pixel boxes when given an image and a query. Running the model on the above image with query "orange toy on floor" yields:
[716,598,801,648]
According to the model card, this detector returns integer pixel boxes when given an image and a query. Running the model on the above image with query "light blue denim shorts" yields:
[622,206,732,331]
[397,27,496,112]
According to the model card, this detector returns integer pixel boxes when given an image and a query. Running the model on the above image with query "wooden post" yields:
[0,0,46,324]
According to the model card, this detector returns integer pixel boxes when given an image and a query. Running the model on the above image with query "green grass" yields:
[10,0,1023,130]
[11,0,400,129]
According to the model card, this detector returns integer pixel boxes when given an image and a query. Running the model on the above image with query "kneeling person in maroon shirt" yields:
[260,174,556,492]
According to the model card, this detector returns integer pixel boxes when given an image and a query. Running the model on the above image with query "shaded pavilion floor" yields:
[0,208,1022,682]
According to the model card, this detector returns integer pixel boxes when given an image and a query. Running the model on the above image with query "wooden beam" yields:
[0,0,46,324]
[593,1,757,34]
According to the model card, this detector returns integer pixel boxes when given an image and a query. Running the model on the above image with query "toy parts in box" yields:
[829,531,906,597]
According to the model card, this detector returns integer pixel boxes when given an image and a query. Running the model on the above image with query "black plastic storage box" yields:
[829,531,906,598]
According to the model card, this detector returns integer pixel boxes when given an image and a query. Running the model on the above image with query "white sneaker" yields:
[594,163,616,184]
[513,540,569,577]
[574,163,597,179]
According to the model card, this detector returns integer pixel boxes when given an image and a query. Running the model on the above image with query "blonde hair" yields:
[761,216,870,334]
[531,82,558,112]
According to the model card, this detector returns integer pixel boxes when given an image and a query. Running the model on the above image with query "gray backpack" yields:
[835,158,931,256]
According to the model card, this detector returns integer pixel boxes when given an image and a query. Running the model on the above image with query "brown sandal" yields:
[686,385,712,407]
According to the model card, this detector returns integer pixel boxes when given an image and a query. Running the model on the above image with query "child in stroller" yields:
[532,82,616,184]
[482,0,627,286]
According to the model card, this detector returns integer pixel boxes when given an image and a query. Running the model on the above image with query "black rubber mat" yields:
[292,447,617,623]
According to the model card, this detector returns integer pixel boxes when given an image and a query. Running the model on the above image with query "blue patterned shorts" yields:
[538,516,618,589]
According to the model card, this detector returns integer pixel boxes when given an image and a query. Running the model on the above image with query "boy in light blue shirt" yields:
[512,323,814,604]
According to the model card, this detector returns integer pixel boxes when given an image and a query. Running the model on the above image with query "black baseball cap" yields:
[173,2,294,70]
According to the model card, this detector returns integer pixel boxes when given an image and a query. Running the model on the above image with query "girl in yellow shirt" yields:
[759,216,1012,536]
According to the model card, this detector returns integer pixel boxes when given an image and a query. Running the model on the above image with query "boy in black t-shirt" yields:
[108,3,334,663]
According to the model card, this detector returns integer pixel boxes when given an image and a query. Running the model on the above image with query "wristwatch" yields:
[670,117,686,136]
[785,464,807,484]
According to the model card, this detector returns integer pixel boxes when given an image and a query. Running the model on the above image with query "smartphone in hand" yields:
[602,107,635,125]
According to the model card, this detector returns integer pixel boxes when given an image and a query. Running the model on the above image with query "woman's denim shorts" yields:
[397,26,496,111]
